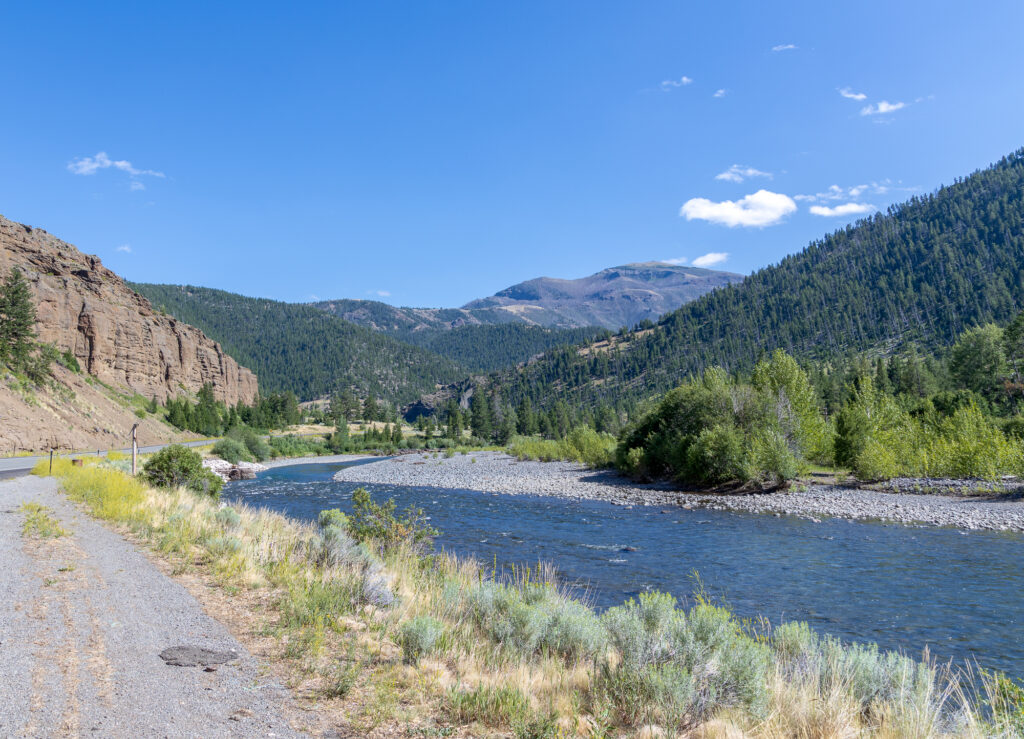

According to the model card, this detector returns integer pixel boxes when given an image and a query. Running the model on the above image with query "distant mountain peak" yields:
[462,261,743,328]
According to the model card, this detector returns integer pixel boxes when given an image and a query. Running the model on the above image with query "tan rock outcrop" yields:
[0,214,258,405]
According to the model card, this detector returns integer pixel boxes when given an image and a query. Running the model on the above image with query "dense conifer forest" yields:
[131,283,465,404]
[489,149,1024,411]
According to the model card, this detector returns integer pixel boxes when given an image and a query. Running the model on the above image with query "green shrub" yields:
[750,428,801,486]
[212,438,251,464]
[398,616,444,663]
[984,671,1024,736]
[684,424,749,483]
[268,434,329,458]
[318,508,350,529]
[226,427,271,462]
[348,487,438,551]
[143,445,223,497]
[507,427,616,468]
[616,355,820,486]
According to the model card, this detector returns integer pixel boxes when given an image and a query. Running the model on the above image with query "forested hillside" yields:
[314,298,606,371]
[132,284,464,404]
[392,324,607,372]
[489,149,1024,410]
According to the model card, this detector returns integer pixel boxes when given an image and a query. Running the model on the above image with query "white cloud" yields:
[116,244,132,253]
[838,87,867,101]
[809,202,876,217]
[860,100,905,116]
[129,181,146,191]
[680,189,797,228]
[772,44,797,52]
[692,252,729,267]
[663,257,688,265]
[713,88,727,98]
[715,164,772,183]
[660,75,693,91]
[68,151,165,178]
[375,290,391,297]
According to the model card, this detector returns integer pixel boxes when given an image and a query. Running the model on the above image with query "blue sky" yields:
[1,1,1022,307]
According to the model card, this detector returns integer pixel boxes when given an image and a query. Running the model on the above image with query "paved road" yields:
[0,475,306,737]
[0,440,217,481]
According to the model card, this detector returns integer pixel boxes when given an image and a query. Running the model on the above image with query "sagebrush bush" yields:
[465,581,607,660]
[398,616,444,663]
[598,593,770,730]
[214,506,241,529]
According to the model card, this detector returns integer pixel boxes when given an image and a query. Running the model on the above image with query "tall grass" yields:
[507,427,617,467]
[32,458,1007,736]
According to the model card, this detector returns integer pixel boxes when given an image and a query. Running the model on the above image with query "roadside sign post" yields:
[49,449,53,475]
[130,423,139,476]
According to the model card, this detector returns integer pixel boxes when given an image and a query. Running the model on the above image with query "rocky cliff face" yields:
[0,214,258,405]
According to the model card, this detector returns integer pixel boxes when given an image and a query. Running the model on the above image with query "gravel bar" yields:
[333,451,1024,533]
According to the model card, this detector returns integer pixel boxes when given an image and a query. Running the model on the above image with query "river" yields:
[226,459,1024,677]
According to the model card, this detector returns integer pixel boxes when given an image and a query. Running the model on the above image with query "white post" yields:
[130,423,139,476]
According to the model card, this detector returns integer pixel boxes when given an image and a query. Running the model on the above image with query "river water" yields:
[226,459,1024,676]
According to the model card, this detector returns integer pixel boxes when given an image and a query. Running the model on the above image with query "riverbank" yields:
[262,452,377,469]
[333,452,1024,532]
[28,455,1002,737]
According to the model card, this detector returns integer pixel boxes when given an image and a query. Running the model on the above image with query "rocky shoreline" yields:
[332,451,1024,533]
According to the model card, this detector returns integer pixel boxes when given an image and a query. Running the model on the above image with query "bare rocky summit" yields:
[315,262,744,332]
[0,214,257,405]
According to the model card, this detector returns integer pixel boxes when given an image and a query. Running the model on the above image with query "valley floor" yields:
[333,451,1024,532]
[0,475,306,738]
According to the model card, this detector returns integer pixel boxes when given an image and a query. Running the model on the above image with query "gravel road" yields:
[0,475,307,738]
[333,451,1024,532]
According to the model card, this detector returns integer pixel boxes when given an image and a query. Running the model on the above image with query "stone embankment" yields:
[332,451,1024,532]
[203,459,267,482]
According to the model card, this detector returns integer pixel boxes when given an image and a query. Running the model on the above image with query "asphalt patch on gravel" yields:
[159,646,239,667]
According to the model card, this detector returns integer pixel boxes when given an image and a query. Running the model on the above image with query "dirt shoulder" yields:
[0,475,308,738]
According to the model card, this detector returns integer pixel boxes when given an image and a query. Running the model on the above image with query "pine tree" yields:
[0,267,36,366]
[470,391,492,439]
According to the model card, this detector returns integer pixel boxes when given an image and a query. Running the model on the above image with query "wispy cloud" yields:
[68,152,165,178]
[715,164,772,183]
[116,244,132,253]
[373,290,391,298]
[713,88,727,98]
[663,257,688,265]
[660,75,693,91]
[772,44,797,52]
[129,181,146,191]
[860,100,905,116]
[680,189,797,227]
[838,87,867,101]
[795,181,911,204]
[692,252,729,267]
[809,202,876,217]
